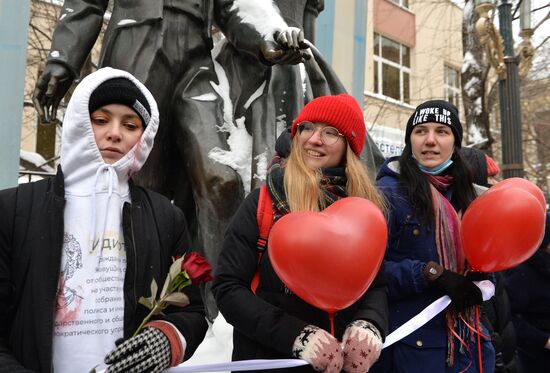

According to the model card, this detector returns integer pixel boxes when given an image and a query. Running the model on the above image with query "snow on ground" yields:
[182,313,233,370]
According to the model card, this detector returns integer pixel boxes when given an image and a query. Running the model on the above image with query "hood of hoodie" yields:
[376,157,401,181]
[60,67,159,193]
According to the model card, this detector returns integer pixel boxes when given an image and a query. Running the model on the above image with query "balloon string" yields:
[329,313,335,336]
[453,309,488,373]
[448,323,471,373]
[458,313,490,339]
[476,306,483,373]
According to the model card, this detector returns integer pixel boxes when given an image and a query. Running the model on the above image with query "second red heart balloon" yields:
[461,187,545,272]
[487,177,546,210]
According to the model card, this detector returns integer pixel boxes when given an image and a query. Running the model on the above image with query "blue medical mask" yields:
[415,157,454,175]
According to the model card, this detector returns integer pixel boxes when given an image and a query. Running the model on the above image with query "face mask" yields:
[415,158,454,175]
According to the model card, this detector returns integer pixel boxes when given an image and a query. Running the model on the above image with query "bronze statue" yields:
[33,0,309,320]
[33,0,384,320]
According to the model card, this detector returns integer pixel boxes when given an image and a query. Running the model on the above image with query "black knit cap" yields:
[405,100,463,148]
[460,147,489,186]
[88,77,151,127]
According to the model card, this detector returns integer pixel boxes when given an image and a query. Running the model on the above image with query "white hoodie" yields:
[52,67,159,373]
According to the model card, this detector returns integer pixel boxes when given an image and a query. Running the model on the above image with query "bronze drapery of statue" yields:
[214,0,384,188]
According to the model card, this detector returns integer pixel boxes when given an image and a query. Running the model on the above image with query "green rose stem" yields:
[134,270,192,337]
[89,253,212,372]
[133,299,164,337]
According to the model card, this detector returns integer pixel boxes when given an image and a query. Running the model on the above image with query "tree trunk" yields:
[461,0,493,152]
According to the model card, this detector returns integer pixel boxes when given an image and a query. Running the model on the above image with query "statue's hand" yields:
[33,62,73,125]
[261,27,312,65]
[276,27,308,50]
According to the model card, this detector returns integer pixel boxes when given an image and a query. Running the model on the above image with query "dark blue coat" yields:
[371,158,494,373]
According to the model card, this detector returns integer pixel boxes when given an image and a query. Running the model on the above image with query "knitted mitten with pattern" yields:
[292,324,343,373]
[342,320,383,373]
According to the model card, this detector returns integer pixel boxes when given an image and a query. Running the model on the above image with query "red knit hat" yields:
[485,154,500,177]
[291,94,366,156]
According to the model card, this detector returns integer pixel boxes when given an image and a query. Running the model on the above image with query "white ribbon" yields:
[97,281,495,373]
[168,359,308,372]
[383,280,495,348]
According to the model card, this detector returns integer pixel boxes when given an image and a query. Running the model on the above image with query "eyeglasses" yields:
[296,122,344,146]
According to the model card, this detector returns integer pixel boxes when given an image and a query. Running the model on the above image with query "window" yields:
[391,0,409,9]
[373,33,411,104]
[444,65,461,109]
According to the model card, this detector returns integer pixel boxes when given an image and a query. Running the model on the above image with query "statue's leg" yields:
[215,42,278,191]
[100,20,180,198]
[172,59,244,321]
[102,14,245,320]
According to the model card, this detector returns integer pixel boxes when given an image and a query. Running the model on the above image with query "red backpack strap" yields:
[251,185,274,294]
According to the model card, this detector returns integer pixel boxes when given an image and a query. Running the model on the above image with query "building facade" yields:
[321,0,464,158]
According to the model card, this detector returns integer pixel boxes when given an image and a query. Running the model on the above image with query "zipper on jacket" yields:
[283,284,293,295]
[130,204,138,311]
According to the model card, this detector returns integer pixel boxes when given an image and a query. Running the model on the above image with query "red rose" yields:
[182,252,214,285]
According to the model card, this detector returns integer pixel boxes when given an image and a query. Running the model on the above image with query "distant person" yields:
[0,68,207,372]
[459,147,500,188]
[213,94,388,373]
[372,100,495,373]
[505,212,550,372]
[485,153,500,186]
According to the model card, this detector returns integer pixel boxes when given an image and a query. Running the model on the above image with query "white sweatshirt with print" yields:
[52,67,159,373]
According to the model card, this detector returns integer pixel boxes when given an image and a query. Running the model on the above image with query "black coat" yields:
[481,273,522,373]
[212,188,388,372]
[505,249,550,372]
[0,170,207,372]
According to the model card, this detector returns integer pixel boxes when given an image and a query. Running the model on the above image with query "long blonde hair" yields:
[284,136,386,213]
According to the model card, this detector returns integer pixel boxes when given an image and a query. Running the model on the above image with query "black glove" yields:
[465,271,490,282]
[424,261,483,309]
[104,327,171,373]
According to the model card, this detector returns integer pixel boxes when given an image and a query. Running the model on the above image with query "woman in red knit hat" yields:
[213,94,388,373]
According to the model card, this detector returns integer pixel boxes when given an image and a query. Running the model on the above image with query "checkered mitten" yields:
[292,325,343,373]
[342,320,382,373]
[104,321,183,373]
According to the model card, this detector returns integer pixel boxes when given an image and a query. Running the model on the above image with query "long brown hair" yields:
[284,136,386,213]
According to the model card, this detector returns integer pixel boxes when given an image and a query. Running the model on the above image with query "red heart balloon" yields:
[487,177,546,210]
[268,197,387,314]
[461,187,545,272]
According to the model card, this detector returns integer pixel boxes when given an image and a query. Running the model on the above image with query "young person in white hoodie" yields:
[0,67,207,373]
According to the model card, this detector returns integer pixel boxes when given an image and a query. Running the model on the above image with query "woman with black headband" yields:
[371,100,496,373]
